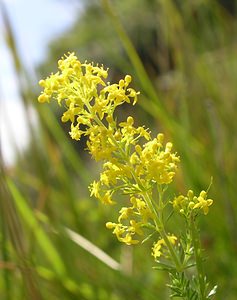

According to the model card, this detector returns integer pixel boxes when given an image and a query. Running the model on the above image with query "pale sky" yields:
[0,0,83,165]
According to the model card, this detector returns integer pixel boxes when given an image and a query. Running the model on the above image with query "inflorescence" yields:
[38,52,213,257]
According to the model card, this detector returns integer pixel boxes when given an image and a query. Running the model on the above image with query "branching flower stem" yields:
[86,99,183,272]
[89,108,182,272]
[190,216,206,299]
[38,53,216,299]
[143,191,183,272]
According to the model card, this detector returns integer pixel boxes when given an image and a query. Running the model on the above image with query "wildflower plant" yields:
[38,52,217,299]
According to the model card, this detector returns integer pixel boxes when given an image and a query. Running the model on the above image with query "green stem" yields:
[190,215,206,299]
[142,192,182,272]
[87,105,183,273]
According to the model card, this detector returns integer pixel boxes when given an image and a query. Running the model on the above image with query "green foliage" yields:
[1,0,237,299]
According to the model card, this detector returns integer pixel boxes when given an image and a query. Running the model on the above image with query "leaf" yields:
[152,261,176,272]
[141,231,156,244]
[7,179,66,278]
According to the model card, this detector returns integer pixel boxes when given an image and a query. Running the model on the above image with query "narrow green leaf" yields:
[7,179,66,278]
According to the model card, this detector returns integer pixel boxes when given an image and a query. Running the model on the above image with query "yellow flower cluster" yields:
[38,52,215,277]
[105,196,153,245]
[88,127,179,204]
[38,53,140,160]
[152,234,177,259]
[173,190,213,216]
[38,53,179,246]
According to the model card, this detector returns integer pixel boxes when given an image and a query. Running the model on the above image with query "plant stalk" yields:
[190,215,206,299]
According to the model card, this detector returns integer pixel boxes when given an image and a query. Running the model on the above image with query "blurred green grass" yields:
[1,0,237,299]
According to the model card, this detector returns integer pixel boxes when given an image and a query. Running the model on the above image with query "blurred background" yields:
[1,0,237,299]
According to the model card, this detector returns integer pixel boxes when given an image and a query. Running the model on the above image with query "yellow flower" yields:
[137,137,179,185]
[130,196,153,222]
[38,53,214,258]
[120,234,139,245]
[86,125,116,161]
[173,195,185,210]
[167,234,177,245]
[100,191,115,205]
[193,191,213,215]
[173,190,213,216]
[69,124,82,141]
[38,93,49,103]
[152,234,177,259]
[152,241,163,258]
[106,223,125,239]
[128,220,143,236]
[89,181,101,198]
[105,222,115,229]
[118,207,134,222]
[61,103,80,123]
